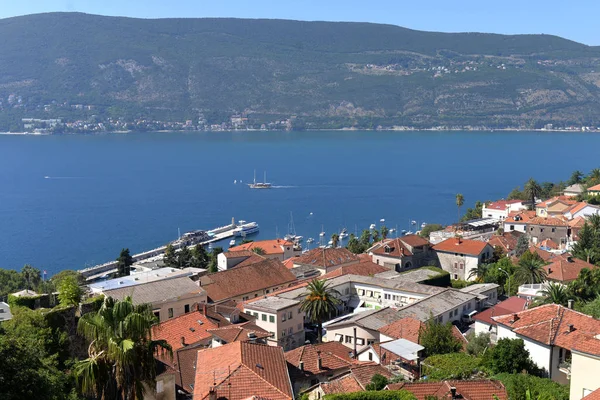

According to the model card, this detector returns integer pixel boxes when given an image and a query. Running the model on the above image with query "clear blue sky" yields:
[2,0,598,45]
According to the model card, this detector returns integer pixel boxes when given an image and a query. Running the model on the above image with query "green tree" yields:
[207,246,224,273]
[191,244,209,268]
[456,193,465,222]
[359,229,372,247]
[51,270,85,287]
[419,224,443,239]
[116,248,134,277]
[461,201,485,222]
[380,226,389,240]
[494,373,569,400]
[365,374,388,391]
[579,296,600,318]
[331,233,340,248]
[515,235,530,257]
[176,245,193,268]
[465,332,491,357]
[569,268,600,302]
[347,235,366,254]
[22,264,42,291]
[507,187,524,200]
[57,275,83,307]
[163,244,177,268]
[251,246,266,255]
[568,170,584,185]
[588,168,600,185]
[75,296,171,400]
[422,353,481,380]
[371,229,380,243]
[300,279,341,343]
[484,338,538,375]
[467,263,489,283]
[324,391,417,400]
[536,282,569,306]
[419,318,462,357]
[0,268,26,298]
[515,252,547,284]
[523,178,542,210]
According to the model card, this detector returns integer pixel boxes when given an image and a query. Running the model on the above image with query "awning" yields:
[464,310,478,318]
[381,338,424,362]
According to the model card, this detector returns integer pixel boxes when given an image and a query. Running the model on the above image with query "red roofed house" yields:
[386,380,508,400]
[285,341,357,394]
[193,341,294,400]
[570,337,600,400]
[432,237,494,281]
[304,364,395,399]
[151,308,221,352]
[291,247,360,275]
[587,183,600,196]
[367,235,435,272]
[487,231,522,257]
[482,200,526,221]
[503,210,537,234]
[217,250,266,271]
[543,255,598,284]
[322,255,389,279]
[228,239,299,261]
[494,304,600,385]
[526,216,571,249]
[536,196,578,217]
[472,296,528,342]
[563,202,600,220]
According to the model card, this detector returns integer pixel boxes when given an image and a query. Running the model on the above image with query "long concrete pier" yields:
[78,220,250,281]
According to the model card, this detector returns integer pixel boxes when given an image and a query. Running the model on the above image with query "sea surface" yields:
[1,130,599,276]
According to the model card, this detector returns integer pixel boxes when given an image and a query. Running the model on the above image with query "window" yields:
[448,312,452,319]
[266,289,270,294]
[269,331,275,338]
[358,289,365,296]
[184,304,190,313]
[356,338,365,345]
[345,288,350,295]
[454,262,458,269]
[168,308,174,318]
[454,309,458,316]
[253,312,259,317]
[459,263,464,269]
[345,336,353,344]
[156,380,164,393]
[154,311,160,319]
[269,315,275,323]
[242,296,249,301]
[367,339,375,345]
[289,327,293,334]
[262,314,267,321]
[288,311,292,319]
[367,290,373,297]
[384,294,391,300]
[454,274,458,280]
[282,314,287,322]
[282,330,286,337]
[540,228,544,233]
[552,228,556,233]
[510,225,515,231]
[368,352,373,361]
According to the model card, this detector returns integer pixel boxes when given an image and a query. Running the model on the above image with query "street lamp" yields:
[498,267,510,297]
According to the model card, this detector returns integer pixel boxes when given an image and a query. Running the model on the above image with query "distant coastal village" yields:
[3,169,600,400]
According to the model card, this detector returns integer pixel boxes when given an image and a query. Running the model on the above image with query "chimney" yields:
[568,324,575,332]
[568,299,574,309]
[450,387,457,400]
[317,350,322,370]
[203,303,208,315]
[180,336,186,347]
[209,388,217,400]
[298,361,304,371]
[353,327,358,359]
[512,313,519,322]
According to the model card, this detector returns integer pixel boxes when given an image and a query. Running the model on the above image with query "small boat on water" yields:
[380,218,385,223]
[421,222,427,228]
[233,221,260,237]
[229,239,236,247]
[389,228,396,233]
[248,170,272,189]
[306,238,315,244]
[369,223,376,230]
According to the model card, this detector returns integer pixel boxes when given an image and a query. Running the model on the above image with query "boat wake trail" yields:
[272,185,298,189]
[44,176,85,179]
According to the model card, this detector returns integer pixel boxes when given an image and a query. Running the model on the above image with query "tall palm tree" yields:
[300,279,341,343]
[583,248,598,265]
[456,193,465,222]
[589,168,600,184]
[524,178,542,210]
[588,214,600,233]
[515,257,547,284]
[75,296,171,400]
[569,170,584,185]
[467,263,489,283]
[536,282,569,306]
[381,225,389,240]
[331,233,340,248]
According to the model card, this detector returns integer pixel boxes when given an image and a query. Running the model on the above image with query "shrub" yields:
[422,352,482,380]
[324,390,417,400]
[493,373,569,400]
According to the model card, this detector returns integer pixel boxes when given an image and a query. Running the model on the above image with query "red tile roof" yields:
[527,216,569,227]
[282,258,296,269]
[199,259,297,302]
[537,238,559,250]
[487,232,520,254]
[378,317,424,343]
[317,363,395,394]
[207,321,271,344]
[485,200,523,210]
[292,247,360,269]
[569,216,587,228]
[371,238,414,257]
[543,255,598,283]
[472,297,528,326]
[320,373,363,394]
[433,238,490,256]
[505,210,537,224]
[225,250,259,259]
[235,253,269,268]
[564,202,589,216]
[388,380,508,400]
[493,304,600,354]
[582,388,600,400]
[588,184,600,191]
[151,310,221,351]
[536,196,578,208]
[193,342,293,400]
[229,239,294,256]
[285,342,355,380]
[322,259,389,279]
[347,363,394,389]
[398,235,431,248]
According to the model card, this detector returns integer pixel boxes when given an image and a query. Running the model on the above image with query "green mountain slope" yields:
[2,12,600,130]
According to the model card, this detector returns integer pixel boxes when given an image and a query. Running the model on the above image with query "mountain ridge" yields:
[2,12,600,131]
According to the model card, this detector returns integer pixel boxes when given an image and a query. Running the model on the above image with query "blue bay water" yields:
[0,130,599,276]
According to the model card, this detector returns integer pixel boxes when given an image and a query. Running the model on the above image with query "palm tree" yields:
[589,168,600,184]
[569,170,584,185]
[588,214,600,232]
[583,248,598,264]
[536,282,569,306]
[300,279,341,343]
[381,225,389,240]
[467,264,489,283]
[251,246,267,255]
[515,257,547,284]
[75,296,171,400]
[331,233,339,248]
[523,178,542,210]
[456,193,465,222]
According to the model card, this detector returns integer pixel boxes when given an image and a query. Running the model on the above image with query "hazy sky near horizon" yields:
[2,0,598,45]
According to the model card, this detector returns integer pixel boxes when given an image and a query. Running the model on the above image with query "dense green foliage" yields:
[493,373,570,400]
[483,338,539,375]
[365,374,389,391]
[419,318,463,357]
[57,275,83,307]
[116,248,134,277]
[324,391,417,400]
[3,13,600,130]
[422,352,481,379]
[300,279,341,343]
[465,332,491,357]
[419,224,444,238]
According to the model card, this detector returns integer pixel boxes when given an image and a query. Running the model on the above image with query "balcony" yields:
[558,360,571,375]
[517,284,546,298]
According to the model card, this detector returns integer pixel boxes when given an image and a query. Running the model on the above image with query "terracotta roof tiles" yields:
[527,216,569,227]
[229,239,294,256]
[543,255,598,283]
[388,380,508,400]
[504,210,537,224]
[285,342,356,380]
[292,247,360,268]
[582,388,600,400]
[588,184,600,191]
[433,238,490,256]
[151,310,221,351]
[207,321,271,344]
[472,297,528,326]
